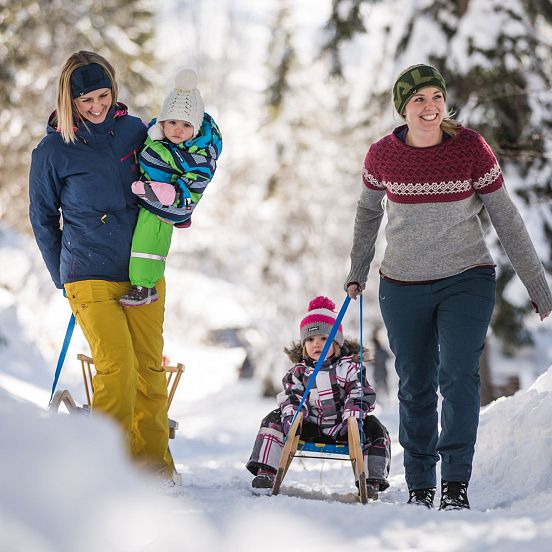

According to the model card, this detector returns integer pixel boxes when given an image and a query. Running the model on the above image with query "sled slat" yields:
[272,412,303,496]
[348,417,368,504]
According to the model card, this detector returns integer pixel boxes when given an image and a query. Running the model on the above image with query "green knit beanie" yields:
[393,64,447,116]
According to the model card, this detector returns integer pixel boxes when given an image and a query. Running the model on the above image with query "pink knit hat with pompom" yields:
[300,296,344,347]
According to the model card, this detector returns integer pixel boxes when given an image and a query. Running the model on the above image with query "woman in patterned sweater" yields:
[345,64,552,511]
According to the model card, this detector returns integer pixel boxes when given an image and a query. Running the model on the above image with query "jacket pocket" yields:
[65,211,133,280]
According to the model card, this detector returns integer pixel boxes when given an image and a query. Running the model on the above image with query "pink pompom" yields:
[308,296,336,312]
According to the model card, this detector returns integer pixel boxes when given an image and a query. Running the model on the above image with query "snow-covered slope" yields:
[2,201,552,550]
[472,369,552,511]
[2,339,552,551]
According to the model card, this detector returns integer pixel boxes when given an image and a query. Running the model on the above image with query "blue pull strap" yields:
[285,295,351,440]
[359,294,365,447]
[48,313,76,405]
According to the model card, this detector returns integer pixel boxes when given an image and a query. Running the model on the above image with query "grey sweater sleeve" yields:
[481,186,552,314]
[344,186,386,289]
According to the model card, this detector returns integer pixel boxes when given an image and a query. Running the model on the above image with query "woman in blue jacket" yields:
[29,51,173,480]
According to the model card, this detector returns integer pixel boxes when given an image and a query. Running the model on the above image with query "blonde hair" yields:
[56,51,118,143]
[440,114,462,136]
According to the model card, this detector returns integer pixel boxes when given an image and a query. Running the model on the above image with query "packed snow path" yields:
[3,344,551,551]
[169,358,552,551]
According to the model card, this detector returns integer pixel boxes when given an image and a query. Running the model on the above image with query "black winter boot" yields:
[407,487,436,508]
[439,481,470,510]
[252,473,275,489]
[365,480,380,500]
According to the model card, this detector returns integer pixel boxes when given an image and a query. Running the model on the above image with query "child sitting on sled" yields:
[246,296,391,498]
[119,69,222,307]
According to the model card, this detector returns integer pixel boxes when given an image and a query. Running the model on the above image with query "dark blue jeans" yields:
[379,267,496,490]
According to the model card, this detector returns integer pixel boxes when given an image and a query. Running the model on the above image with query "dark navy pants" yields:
[379,267,496,490]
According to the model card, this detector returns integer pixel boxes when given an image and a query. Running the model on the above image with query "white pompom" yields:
[148,123,165,140]
[174,69,198,91]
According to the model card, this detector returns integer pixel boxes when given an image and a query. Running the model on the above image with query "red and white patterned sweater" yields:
[363,126,503,203]
[345,125,552,314]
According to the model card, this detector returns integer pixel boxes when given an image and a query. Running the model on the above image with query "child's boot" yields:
[366,479,381,500]
[252,468,276,489]
[119,285,159,307]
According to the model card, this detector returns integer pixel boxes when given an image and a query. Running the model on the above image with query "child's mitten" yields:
[131,180,176,207]
[282,415,298,436]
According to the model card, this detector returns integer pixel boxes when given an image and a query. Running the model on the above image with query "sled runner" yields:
[49,353,184,439]
[271,411,369,503]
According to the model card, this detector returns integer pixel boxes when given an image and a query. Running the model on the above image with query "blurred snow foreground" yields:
[1,365,552,551]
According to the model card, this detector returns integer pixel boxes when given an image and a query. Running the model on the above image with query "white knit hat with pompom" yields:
[148,69,204,140]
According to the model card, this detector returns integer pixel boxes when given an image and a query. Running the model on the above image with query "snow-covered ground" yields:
[2,342,552,552]
[4,1,552,548]
[1,223,552,551]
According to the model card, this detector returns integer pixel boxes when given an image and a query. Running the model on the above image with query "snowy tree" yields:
[0,0,158,230]
[414,0,552,355]
[321,0,383,77]
[350,0,552,357]
[245,2,372,392]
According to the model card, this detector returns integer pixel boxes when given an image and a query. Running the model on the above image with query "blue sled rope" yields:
[285,295,351,441]
[48,313,76,405]
[359,293,365,447]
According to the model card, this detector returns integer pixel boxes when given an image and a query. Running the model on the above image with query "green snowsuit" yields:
[129,113,222,287]
[130,207,173,288]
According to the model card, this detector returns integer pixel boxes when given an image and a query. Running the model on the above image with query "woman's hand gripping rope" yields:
[347,282,365,300]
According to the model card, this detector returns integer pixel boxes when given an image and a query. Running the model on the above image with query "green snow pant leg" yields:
[129,208,174,288]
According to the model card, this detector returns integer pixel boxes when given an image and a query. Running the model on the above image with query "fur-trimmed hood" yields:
[284,337,373,364]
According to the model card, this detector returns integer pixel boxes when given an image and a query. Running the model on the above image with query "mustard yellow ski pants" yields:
[64,278,172,478]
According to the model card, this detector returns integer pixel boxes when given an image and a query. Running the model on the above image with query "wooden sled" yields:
[271,412,369,503]
[49,388,87,414]
[49,353,185,439]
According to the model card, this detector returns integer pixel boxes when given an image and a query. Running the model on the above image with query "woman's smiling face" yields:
[403,86,445,135]
[75,87,112,124]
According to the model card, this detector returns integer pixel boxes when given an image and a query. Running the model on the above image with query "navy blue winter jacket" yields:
[29,104,146,289]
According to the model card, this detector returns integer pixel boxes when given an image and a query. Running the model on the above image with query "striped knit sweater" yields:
[346,125,552,314]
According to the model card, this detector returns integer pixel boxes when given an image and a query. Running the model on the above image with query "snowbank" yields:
[472,366,552,510]
[3,366,552,551]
